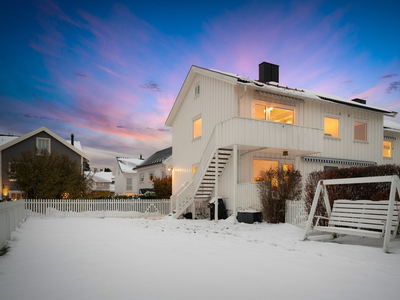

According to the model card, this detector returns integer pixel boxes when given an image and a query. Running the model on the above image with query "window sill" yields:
[192,136,202,142]
[353,140,368,144]
[383,157,393,160]
[324,136,341,141]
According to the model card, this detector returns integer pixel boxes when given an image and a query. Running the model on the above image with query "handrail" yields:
[173,127,218,217]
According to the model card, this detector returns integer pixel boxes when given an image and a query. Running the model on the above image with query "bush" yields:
[304,164,400,225]
[153,175,172,199]
[257,167,302,223]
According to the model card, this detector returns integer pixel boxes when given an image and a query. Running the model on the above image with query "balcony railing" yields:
[215,117,323,154]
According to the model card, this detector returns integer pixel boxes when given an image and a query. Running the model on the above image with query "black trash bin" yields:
[208,198,227,220]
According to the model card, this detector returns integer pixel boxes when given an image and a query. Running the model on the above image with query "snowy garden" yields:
[1,216,399,300]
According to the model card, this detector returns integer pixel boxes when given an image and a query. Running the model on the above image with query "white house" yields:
[165,62,400,218]
[113,157,144,196]
[133,147,172,194]
[85,171,114,193]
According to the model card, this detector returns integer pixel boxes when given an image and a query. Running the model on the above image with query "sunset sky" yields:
[1,0,399,169]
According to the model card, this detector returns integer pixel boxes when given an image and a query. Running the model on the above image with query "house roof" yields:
[66,140,83,152]
[85,171,113,183]
[0,135,19,146]
[133,147,172,170]
[116,157,144,174]
[165,65,397,126]
[0,126,89,159]
[384,119,400,133]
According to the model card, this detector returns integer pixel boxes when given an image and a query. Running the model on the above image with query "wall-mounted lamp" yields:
[167,165,173,172]
[283,151,288,156]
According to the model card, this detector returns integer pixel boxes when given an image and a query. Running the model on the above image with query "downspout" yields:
[237,85,247,187]
[238,85,247,117]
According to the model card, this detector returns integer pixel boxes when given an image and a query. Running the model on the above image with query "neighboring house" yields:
[0,127,89,200]
[165,62,400,218]
[85,171,115,193]
[133,147,172,194]
[113,157,144,196]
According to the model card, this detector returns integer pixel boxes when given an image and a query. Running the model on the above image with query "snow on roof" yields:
[66,140,83,152]
[384,119,400,133]
[0,135,19,146]
[117,157,144,173]
[85,171,113,183]
[134,147,172,170]
[205,67,397,117]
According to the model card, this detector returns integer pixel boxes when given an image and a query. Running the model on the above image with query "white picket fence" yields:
[25,199,171,219]
[285,200,308,229]
[0,200,27,247]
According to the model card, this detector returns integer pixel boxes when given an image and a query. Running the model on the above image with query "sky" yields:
[1,0,399,169]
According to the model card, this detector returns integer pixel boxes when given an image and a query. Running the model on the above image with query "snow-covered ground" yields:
[1,217,399,300]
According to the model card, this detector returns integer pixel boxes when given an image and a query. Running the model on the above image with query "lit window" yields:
[254,103,294,124]
[193,166,197,175]
[37,138,51,153]
[383,141,392,158]
[354,122,367,141]
[324,117,339,137]
[283,164,293,172]
[149,173,154,181]
[193,118,202,139]
[140,174,145,182]
[195,84,200,97]
[126,178,132,190]
[253,160,278,182]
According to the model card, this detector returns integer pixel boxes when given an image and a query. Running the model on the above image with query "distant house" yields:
[165,62,400,218]
[0,127,89,200]
[85,171,115,193]
[133,147,172,194]
[113,157,144,196]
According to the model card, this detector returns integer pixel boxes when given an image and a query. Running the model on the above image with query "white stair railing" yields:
[173,129,218,218]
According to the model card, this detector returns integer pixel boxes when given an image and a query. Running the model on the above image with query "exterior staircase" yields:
[172,148,232,218]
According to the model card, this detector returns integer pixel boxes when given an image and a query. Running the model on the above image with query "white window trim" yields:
[139,173,145,183]
[252,157,295,181]
[36,137,51,153]
[194,82,200,98]
[323,113,341,140]
[251,99,296,124]
[126,178,133,190]
[353,119,368,143]
[192,114,202,140]
[383,139,394,159]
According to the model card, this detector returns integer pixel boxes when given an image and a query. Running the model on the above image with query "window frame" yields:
[383,140,393,158]
[126,178,133,191]
[149,172,154,182]
[353,120,368,142]
[194,83,200,97]
[252,100,296,124]
[139,173,145,183]
[323,114,340,139]
[36,137,51,153]
[192,115,202,140]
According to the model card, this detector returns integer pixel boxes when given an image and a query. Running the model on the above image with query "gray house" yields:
[0,127,89,200]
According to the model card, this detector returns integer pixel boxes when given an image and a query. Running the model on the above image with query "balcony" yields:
[214,117,323,155]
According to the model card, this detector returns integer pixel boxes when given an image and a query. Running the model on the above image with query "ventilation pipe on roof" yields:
[351,98,367,105]
[71,134,74,146]
[140,154,143,160]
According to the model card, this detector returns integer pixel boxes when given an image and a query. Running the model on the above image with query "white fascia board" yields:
[0,126,89,160]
